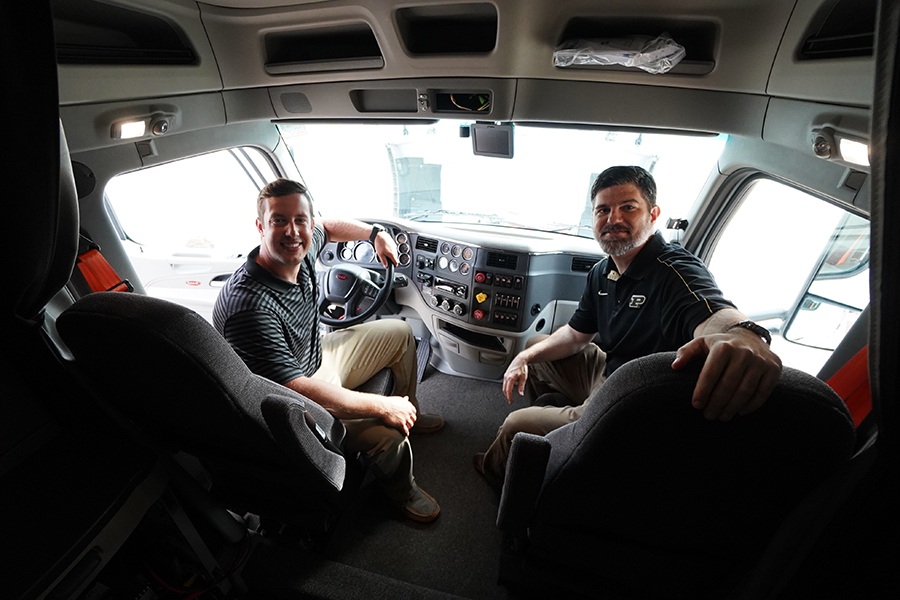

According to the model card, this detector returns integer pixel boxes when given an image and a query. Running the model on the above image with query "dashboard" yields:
[319,220,604,378]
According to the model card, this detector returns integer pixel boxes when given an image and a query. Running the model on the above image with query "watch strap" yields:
[369,223,386,243]
[726,320,772,345]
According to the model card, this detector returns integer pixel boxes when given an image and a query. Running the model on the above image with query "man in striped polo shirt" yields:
[214,178,443,523]
[475,166,783,487]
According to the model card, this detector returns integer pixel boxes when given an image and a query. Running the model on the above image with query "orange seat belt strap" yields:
[826,345,871,428]
[75,248,133,293]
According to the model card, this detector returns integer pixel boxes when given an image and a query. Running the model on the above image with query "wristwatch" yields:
[369,223,386,243]
[726,320,772,346]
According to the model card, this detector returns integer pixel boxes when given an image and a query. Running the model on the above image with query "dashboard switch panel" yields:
[412,233,527,331]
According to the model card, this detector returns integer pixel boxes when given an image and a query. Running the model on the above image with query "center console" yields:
[411,234,529,332]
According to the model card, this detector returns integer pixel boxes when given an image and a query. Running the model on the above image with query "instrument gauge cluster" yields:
[395,231,412,266]
[333,227,412,269]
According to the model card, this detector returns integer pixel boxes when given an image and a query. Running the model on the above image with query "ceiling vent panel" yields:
[350,89,418,113]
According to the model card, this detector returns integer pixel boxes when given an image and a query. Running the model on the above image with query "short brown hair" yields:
[256,178,312,220]
[590,166,657,209]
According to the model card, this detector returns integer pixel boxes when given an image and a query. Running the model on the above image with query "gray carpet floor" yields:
[320,366,516,599]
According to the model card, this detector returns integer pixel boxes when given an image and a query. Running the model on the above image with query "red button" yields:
[474,272,486,283]
[473,310,485,320]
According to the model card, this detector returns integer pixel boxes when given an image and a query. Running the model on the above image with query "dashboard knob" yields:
[453,303,466,316]
[474,272,486,283]
[473,309,485,320]
[441,299,451,311]
[428,295,439,307]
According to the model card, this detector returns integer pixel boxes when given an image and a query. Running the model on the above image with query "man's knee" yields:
[499,407,547,439]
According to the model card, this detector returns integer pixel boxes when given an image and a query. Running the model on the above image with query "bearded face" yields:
[591,183,660,257]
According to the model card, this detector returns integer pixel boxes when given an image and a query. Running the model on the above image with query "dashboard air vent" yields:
[486,251,517,270]
[571,256,600,272]
[416,236,439,253]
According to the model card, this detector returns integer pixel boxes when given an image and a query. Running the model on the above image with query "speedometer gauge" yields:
[353,242,377,263]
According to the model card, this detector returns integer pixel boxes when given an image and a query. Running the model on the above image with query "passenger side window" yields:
[105,147,278,322]
[707,178,869,376]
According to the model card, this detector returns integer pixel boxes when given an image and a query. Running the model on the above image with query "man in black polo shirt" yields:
[475,166,782,487]
[214,178,443,523]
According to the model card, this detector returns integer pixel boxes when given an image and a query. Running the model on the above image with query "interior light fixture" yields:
[113,119,147,140]
[839,138,870,167]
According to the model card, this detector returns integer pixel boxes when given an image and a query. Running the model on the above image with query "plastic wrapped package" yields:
[553,33,686,74]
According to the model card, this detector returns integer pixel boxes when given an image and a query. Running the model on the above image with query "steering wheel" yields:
[318,260,394,328]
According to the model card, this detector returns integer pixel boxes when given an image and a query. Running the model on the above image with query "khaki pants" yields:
[312,319,420,502]
[482,336,607,487]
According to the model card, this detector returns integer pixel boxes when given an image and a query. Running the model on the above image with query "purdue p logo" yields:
[629,295,646,309]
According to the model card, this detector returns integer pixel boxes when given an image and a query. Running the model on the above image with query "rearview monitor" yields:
[471,122,514,158]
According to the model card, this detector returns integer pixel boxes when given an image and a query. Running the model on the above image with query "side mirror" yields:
[783,294,863,351]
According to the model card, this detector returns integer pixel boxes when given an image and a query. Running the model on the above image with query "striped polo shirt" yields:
[569,231,735,375]
[213,224,327,384]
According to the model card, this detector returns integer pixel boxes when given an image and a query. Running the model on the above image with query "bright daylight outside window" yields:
[105,147,278,322]
[278,121,727,238]
[708,179,869,376]
[106,148,275,256]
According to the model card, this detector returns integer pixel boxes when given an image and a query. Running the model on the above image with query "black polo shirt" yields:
[568,231,735,375]
[212,225,327,384]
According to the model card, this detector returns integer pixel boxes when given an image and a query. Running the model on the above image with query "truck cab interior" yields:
[2,1,897,599]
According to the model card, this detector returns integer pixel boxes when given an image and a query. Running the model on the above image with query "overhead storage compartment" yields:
[554,17,717,75]
[52,0,197,65]
[768,0,874,107]
[799,0,876,60]
[264,23,384,75]
[395,3,498,55]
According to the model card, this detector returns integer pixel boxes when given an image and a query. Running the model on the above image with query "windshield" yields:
[279,121,726,238]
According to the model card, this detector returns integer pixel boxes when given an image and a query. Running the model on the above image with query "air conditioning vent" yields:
[416,236,439,253]
[571,256,600,272]
[486,251,517,270]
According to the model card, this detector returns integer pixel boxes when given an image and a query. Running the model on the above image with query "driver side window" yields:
[104,147,278,322]
[706,178,869,376]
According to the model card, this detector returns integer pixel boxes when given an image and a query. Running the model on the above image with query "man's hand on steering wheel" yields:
[372,228,399,268]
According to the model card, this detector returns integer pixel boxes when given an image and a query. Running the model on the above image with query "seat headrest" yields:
[7,122,79,323]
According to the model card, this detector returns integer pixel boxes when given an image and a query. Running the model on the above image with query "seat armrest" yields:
[352,367,395,396]
[497,432,551,534]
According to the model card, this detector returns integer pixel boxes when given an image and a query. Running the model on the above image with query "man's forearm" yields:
[520,324,594,365]
[320,218,376,243]
[692,307,749,338]
[283,375,385,420]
